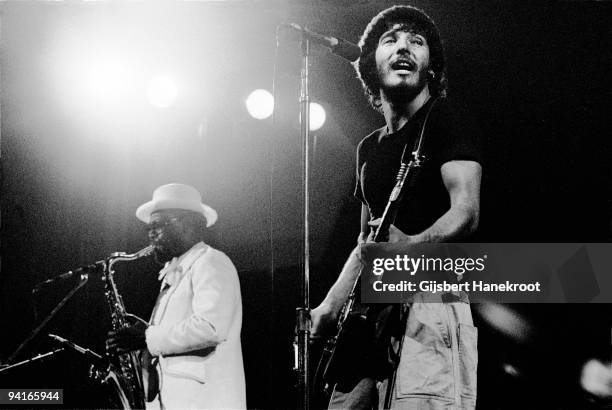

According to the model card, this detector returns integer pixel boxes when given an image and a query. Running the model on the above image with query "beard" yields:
[152,241,179,264]
[378,64,430,104]
[382,83,420,103]
[153,247,172,264]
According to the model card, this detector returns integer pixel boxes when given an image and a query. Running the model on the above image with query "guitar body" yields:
[318,300,401,390]
[319,303,372,388]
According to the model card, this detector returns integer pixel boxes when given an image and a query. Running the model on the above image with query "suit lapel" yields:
[149,242,210,325]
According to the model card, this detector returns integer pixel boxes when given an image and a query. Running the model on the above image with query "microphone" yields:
[32,262,102,293]
[282,22,361,62]
[48,334,104,363]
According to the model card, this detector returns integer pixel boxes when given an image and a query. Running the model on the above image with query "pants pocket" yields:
[458,323,478,402]
[395,311,454,400]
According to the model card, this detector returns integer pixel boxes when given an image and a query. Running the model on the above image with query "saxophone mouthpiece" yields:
[138,245,155,257]
[109,245,155,261]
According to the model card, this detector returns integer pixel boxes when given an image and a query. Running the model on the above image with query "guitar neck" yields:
[373,199,398,243]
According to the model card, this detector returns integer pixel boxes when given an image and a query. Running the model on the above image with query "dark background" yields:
[1,1,611,409]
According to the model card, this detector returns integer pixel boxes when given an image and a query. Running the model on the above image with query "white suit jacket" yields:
[145,242,246,409]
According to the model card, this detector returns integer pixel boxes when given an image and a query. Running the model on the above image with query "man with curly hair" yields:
[312,5,481,409]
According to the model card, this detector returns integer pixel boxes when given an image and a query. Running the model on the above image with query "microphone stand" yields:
[0,348,65,374]
[293,32,311,410]
[3,263,99,366]
[48,334,105,365]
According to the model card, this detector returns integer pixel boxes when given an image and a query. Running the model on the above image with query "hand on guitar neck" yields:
[366,218,409,244]
[361,218,413,263]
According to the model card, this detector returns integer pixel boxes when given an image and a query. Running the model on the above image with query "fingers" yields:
[106,329,125,353]
[366,219,382,243]
[367,218,382,227]
[359,242,373,261]
[310,327,322,339]
[366,220,408,243]
[106,339,117,353]
[106,339,131,354]
[106,327,144,354]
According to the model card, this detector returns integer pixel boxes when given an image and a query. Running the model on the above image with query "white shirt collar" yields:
[157,242,208,287]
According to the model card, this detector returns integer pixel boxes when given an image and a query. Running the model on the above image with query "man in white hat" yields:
[107,183,246,409]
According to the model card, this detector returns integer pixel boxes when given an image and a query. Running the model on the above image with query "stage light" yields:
[581,359,612,398]
[147,75,179,108]
[502,363,520,378]
[309,102,326,131]
[245,89,274,120]
[80,60,131,102]
[474,303,532,343]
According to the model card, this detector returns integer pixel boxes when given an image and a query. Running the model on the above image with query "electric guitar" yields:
[315,151,424,392]
[314,98,438,394]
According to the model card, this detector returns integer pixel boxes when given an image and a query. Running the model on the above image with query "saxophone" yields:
[97,245,155,410]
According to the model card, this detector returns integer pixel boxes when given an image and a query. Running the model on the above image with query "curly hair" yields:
[355,5,448,112]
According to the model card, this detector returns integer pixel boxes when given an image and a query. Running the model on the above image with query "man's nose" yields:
[398,33,418,51]
[395,38,411,54]
[148,230,160,242]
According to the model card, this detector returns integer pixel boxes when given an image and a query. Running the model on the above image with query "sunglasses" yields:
[147,216,182,233]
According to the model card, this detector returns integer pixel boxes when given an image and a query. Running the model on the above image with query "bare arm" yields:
[369,160,481,245]
[310,205,370,335]
[326,205,370,308]
[410,160,481,243]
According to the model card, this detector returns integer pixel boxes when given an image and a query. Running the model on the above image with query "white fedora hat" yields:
[136,183,218,227]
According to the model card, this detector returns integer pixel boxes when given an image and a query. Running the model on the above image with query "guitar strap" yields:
[382,96,439,408]
[390,96,439,225]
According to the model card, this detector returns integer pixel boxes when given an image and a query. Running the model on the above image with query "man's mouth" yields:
[390,59,416,72]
